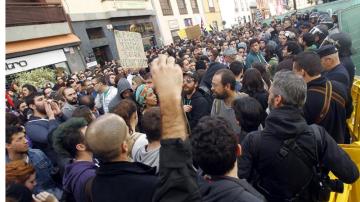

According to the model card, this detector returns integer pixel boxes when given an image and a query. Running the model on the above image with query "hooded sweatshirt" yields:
[133,145,160,173]
[62,160,97,202]
[108,78,133,112]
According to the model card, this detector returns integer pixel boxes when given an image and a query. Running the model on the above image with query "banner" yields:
[177,29,187,39]
[185,25,201,40]
[114,31,148,69]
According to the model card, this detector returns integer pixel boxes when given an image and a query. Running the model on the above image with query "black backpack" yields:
[251,125,331,202]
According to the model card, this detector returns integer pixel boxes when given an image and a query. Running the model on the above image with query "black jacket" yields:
[197,175,266,202]
[322,63,350,89]
[184,91,211,130]
[340,56,355,86]
[238,106,359,201]
[91,161,158,202]
[153,139,202,202]
[303,76,348,143]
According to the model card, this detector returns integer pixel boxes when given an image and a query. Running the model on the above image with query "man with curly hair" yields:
[191,116,265,201]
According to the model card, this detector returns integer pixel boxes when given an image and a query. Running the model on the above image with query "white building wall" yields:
[218,0,252,28]
[152,0,205,45]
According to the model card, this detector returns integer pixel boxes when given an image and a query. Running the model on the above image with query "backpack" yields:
[198,85,214,112]
[251,125,331,201]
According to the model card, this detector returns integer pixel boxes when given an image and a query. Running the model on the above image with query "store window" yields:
[177,0,188,15]
[86,27,105,40]
[160,0,173,16]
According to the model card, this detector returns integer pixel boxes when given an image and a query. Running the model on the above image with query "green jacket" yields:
[304,45,317,52]
[245,50,267,69]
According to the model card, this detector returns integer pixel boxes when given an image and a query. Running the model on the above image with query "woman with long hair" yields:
[240,68,269,111]
[111,99,148,160]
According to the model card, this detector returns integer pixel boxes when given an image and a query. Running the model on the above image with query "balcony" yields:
[6,2,67,27]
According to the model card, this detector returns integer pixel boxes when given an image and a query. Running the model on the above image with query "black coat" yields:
[184,91,211,130]
[303,76,348,143]
[91,161,158,202]
[340,56,355,86]
[238,106,359,201]
[322,63,350,89]
[197,175,266,202]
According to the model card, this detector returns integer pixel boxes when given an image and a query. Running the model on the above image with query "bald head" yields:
[85,113,129,162]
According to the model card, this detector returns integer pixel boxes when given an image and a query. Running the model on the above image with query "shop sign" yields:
[168,20,179,30]
[6,49,67,75]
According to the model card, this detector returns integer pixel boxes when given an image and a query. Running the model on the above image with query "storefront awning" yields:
[6,33,81,55]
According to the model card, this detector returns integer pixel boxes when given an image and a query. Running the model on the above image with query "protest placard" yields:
[185,25,201,40]
[114,31,148,69]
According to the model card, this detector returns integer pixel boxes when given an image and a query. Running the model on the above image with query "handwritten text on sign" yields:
[114,31,147,69]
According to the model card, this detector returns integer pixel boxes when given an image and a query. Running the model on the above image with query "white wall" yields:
[62,0,154,14]
[218,0,252,28]
[152,0,205,45]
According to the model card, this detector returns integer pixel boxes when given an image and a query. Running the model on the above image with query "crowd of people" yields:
[5,8,360,202]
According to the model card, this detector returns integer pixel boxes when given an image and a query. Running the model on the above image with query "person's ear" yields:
[76,143,86,152]
[236,144,242,157]
[28,103,36,111]
[274,95,283,107]
[121,142,129,155]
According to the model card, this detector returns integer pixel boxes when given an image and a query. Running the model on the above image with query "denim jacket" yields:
[6,149,57,193]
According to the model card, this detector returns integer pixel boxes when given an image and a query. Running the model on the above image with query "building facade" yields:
[201,0,223,31]
[218,0,252,28]
[62,0,161,65]
[5,0,85,77]
[153,0,204,45]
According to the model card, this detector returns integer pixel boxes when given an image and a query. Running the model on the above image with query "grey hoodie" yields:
[133,145,160,173]
[108,78,132,112]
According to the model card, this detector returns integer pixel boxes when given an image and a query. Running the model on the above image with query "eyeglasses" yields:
[183,78,194,83]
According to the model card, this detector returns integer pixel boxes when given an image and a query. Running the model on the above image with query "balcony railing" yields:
[6,2,67,27]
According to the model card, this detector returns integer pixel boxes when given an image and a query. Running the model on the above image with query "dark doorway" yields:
[93,46,111,65]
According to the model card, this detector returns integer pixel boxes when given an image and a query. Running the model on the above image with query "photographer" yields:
[238,71,359,202]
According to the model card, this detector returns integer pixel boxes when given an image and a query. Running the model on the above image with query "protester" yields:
[4,11,359,202]
[191,116,266,201]
[293,51,348,143]
[240,68,269,111]
[52,118,97,202]
[6,125,62,199]
[229,61,244,92]
[211,69,245,134]
[110,99,148,159]
[245,39,267,69]
[92,76,118,113]
[238,71,359,201]
[182,71,211,130]
[134,107,161,173]
[61,87,79,120]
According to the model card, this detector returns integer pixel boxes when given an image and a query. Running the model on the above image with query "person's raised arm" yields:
[151,55,201,202]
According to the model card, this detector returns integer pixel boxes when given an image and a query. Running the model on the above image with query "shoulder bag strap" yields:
[310,80,332,124]
[85,176,95,202]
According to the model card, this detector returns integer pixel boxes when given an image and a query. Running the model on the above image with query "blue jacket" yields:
[245,50,266,69]
[6,149,58,193]
[25,116,60,164]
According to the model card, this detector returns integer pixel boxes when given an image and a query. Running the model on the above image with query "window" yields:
[208,0,215,12]
[160,0,173,16]
[177,0,187,15]
[86,27,105,40]
[184,18,193,27]
[190,0,199,13]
